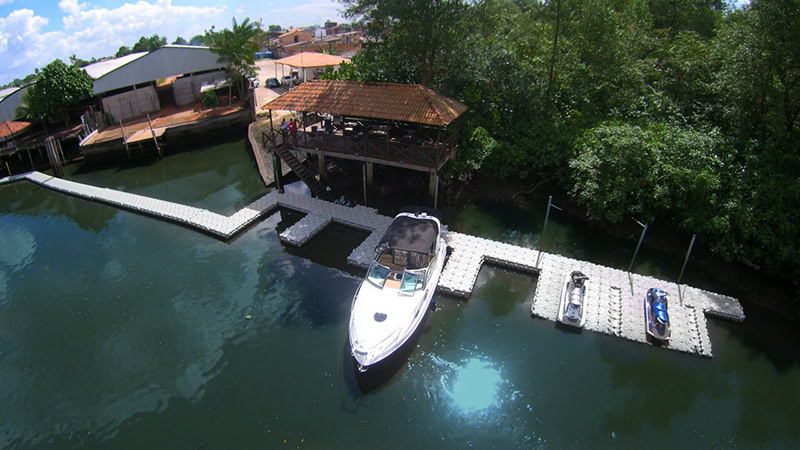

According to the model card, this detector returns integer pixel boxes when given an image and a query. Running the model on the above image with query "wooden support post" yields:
[272,152,283,193]
[27,147,34,170]
[302,112,307,148]
[56,140,67,177]
[433,173,439,209]
[119,119,130,159]
[362,164,367,205]
[318,153,326,179]
[428,170,436,198]
[366,161,373,186]
[146,113,161,157]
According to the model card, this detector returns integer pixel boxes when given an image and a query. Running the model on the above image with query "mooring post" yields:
[628,220,648,273]
[677,234,697,286]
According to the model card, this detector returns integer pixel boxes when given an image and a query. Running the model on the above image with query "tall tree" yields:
[189,34,207,46]
[132,34,167,53]
[172,36,189,45]
[25,59,93,127]
[205,17,265,97]
[340,0,472,86]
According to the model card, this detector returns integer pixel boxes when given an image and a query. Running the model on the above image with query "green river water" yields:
[1,132,799,449]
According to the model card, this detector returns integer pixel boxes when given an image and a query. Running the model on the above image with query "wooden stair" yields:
[273,145,337,202]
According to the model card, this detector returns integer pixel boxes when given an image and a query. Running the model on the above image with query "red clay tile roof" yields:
[274,52,350,68]
[0,120,31,139]
[262,80,467,127]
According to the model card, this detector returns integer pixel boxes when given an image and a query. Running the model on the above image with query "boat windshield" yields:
[367,261,391,288]
[400,269,426,295]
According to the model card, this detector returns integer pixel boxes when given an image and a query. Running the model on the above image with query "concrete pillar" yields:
[366,161,374,186]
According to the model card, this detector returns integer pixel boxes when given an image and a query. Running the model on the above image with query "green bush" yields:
[202,90,219,108]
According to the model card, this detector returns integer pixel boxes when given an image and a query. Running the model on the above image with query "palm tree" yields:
[14,85,49,133]
[205,18,265,98]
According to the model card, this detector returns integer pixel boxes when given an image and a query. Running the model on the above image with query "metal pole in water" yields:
[628,220,648,273]
[535,195,561,268]
[677,234,697,285]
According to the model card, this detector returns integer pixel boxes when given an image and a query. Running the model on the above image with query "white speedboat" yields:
[349,211,447,372]
[557,270,588,328]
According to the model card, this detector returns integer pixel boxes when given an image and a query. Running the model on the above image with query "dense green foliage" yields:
[17,59,93,126]
[340,0,800,286]
[202,90,219,108]
[205,18,265,97]
[190,35,207,46]
[172,37,189,46]
[116,34,167,57]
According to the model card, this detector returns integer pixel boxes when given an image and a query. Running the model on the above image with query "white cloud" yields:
[0,0,15,7]
[0,0,225,83]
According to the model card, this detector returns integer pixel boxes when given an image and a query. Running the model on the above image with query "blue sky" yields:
[0,0,346,84]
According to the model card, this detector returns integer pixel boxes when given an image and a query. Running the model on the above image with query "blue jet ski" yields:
[644,288,671,341]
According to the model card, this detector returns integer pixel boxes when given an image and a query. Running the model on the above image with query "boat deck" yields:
[1,171,745,358]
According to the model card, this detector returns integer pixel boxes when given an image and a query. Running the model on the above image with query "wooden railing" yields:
[290,130,458,169]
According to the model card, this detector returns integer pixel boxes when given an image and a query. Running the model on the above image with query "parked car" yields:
[267,77,281,88]
[248,76,259,88]
[281,75,295,86]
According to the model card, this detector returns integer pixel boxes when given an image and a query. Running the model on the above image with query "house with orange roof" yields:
[278,28,313,47]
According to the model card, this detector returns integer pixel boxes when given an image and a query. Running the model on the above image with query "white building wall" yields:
[172,70,228,106]
[101,85,160,122]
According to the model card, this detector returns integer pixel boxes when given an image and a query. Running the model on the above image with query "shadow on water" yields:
[477,264,534,318]
[716,303,800,373]
[281,223,370,277]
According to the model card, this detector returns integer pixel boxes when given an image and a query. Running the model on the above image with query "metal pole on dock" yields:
[535,195,561,268]
[628,219,648,273]
[119,119,130,159]
[677,234,697,285]
[146,113,161,157]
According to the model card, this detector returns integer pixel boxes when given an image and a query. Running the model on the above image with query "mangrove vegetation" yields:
[333,0,800,297]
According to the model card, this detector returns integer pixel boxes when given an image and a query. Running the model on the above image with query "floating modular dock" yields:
[1,171,744,357]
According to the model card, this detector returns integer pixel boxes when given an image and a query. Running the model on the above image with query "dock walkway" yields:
[1,171,744,357]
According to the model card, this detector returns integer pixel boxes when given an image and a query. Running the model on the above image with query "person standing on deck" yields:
[280,118,288,142]
[287,119,298,145]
